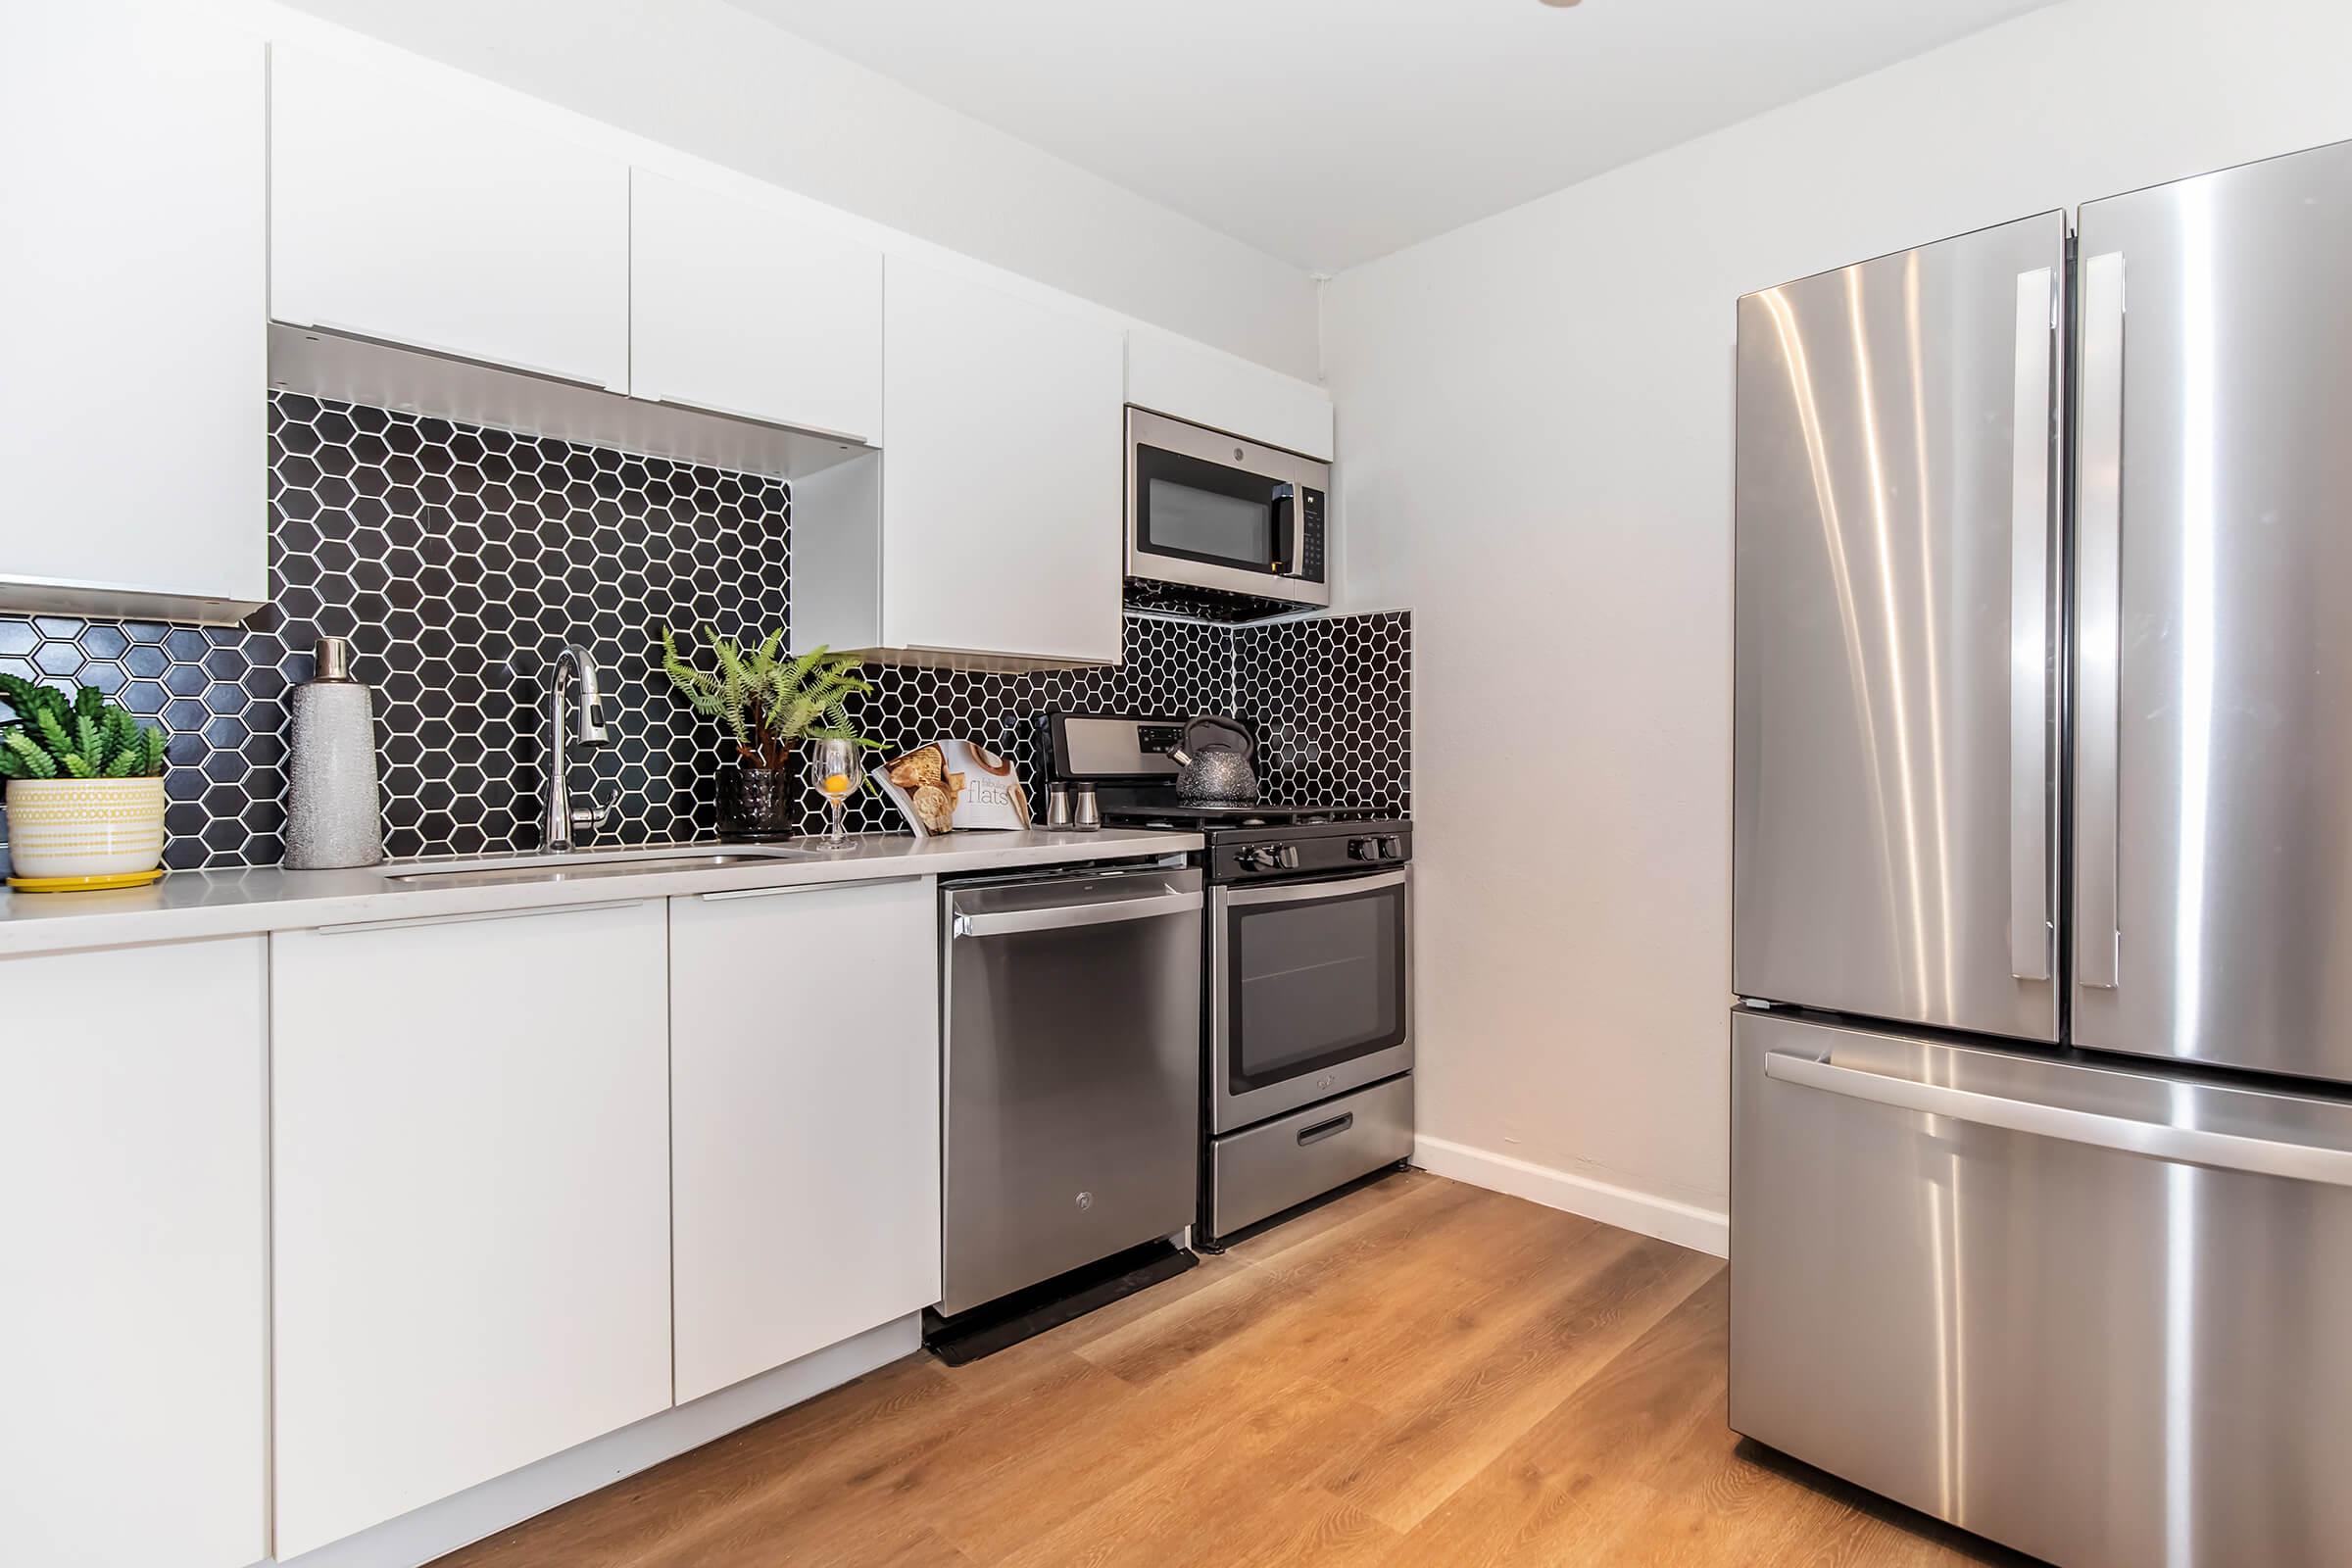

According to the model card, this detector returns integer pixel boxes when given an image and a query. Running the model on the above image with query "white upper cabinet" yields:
[670,880,941,1402]
[0,937,268,1568]
[1126,325,1334,462]
[871,257,1125,664]
[270,902,673,1558]
[270,46,631,390]
[0,0,266,623]
[629,170,883,444]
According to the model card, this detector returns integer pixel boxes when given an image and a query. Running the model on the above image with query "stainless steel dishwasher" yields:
[938,862,1202,1319]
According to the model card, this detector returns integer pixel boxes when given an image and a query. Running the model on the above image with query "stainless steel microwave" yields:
[1125,408,1330,608]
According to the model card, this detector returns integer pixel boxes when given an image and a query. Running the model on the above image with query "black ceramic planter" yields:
[716,760,798,841]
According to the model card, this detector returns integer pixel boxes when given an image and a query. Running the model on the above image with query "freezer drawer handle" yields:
[1764,1050,2352,1188]
[953,889,1201,939]
[1297,1112,1355,1147]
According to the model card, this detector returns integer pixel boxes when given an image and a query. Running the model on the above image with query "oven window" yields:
[1135,442,1284,574]
[1227,880,1406,1093]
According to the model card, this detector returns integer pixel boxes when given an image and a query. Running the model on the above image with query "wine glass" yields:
[806,738,864,850]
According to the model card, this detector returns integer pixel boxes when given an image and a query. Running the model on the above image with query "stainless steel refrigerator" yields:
[1732,137,2352,1568]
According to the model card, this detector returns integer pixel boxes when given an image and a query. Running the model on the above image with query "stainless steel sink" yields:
[381,843,825,890]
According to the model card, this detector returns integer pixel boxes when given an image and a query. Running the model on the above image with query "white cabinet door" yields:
[0,1,265,621]
[630,170,883,443]
[271,901,672,1557]
[670,879,940,1402]
[270,46,630,390]
[0,938,267,1568]
[1126,325,1335,462]
[881,259,1126,663]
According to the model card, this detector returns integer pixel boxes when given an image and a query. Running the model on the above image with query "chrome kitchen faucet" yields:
[540,644,612,853]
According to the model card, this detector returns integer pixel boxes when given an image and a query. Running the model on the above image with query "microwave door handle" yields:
[1271,482,1297,576]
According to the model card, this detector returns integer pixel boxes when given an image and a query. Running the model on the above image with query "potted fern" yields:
[0,675,172,890]
[656,626,883,840]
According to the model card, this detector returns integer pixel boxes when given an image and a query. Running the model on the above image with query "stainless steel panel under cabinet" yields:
[2072,138,2352,1080]
[1733,1009,2352,1568]
[940,865,1201,1317]
[1734,211,2065,1043]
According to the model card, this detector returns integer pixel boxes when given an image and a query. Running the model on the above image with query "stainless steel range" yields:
[1048,712,1414,1249]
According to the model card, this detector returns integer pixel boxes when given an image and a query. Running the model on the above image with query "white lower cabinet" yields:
[0,938,268,1568]
[270,901,674,1558]
[670,879,942,1402]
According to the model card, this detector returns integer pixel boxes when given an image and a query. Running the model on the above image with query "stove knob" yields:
[1276,845,1301,870]
[1238,846,1277,871]
[1348,837,1374,860]
[1380,835,1403,860]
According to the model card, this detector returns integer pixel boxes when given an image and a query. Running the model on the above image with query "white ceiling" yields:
[724,0,2055,274]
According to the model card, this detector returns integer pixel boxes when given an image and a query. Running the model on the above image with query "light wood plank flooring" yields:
[435,1172,2036,1567]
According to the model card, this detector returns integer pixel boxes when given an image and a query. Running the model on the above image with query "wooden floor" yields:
[436,1172,2035,1567]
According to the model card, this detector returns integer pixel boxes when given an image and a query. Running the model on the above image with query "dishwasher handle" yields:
[1764,1050,2352,1189]
[953,888,1201,940]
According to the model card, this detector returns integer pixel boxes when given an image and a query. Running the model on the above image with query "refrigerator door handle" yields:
[2076,250,2127,989]
[1763,1050,2352,1188]
[2008,266,2057,982]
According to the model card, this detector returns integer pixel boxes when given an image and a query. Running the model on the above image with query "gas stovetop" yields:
[1096,797,1411,883]
[1045,711,1407,882]
[1096,798,1393,831]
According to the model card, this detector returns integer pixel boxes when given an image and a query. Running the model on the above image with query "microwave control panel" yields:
[1299,488,1326,583]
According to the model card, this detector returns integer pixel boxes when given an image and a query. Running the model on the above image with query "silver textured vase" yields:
[283,636,384,868]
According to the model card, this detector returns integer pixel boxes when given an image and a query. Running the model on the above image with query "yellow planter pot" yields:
[5,776,169,882]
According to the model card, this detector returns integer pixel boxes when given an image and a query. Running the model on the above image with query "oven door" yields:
[1211,868,1411,1133]
[1127,408,1330,607]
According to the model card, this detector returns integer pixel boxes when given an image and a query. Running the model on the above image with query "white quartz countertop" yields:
[0,828,1201,958]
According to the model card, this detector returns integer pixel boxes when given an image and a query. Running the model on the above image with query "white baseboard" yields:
[1413,1135,1729,1257]
[278,1314,922,1568]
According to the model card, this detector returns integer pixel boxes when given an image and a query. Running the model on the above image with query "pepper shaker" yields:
[283,636,384,868]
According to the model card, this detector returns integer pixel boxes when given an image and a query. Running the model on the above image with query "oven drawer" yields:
[1209,1074,1413,1240]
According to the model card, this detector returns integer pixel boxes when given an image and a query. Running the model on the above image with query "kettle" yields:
[1170,715,1259,805]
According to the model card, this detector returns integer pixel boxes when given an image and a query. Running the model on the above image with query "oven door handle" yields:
[1224,868,1407,906]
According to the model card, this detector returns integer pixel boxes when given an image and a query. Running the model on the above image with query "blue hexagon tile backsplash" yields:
[0,394,1409,870]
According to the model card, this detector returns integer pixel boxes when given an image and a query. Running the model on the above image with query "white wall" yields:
[265,0,1321,381]
[1324,0,2352,1242]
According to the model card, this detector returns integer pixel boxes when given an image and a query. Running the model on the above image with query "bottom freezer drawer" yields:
[1210,1073,1413,1240]
[1732,1010,2352,1568]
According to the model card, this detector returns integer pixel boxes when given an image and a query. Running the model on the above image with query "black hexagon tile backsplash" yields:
[0,393,1408,870]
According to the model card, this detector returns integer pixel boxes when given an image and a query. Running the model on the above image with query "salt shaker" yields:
[1071,782,1102,831]
[283,636,384,868]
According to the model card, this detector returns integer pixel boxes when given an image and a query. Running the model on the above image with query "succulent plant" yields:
[0,675,168,781]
